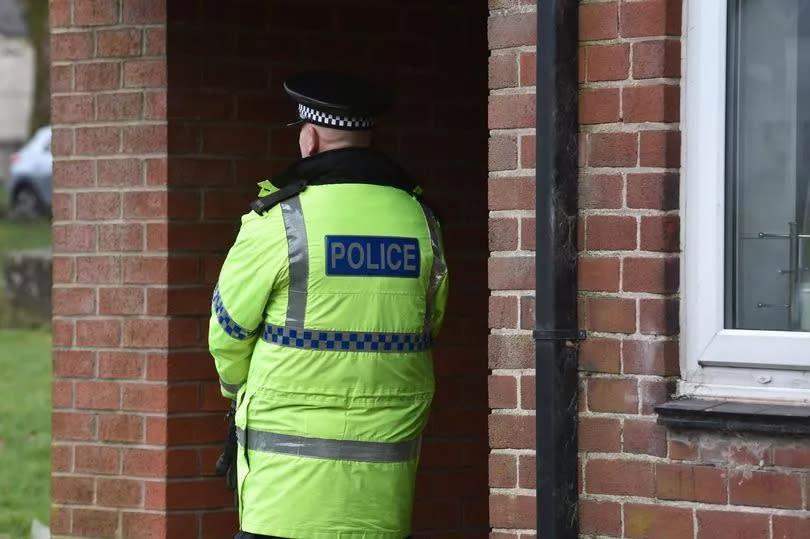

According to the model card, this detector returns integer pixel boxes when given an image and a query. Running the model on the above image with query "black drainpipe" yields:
[534,1,580,538]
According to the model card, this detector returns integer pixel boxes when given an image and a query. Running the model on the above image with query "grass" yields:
[0,329,51,538]
[0,218,51,256]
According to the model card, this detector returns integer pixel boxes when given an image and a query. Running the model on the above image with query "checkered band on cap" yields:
[298,104,374,129]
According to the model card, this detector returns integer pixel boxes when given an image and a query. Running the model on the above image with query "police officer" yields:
[209,71,449,539]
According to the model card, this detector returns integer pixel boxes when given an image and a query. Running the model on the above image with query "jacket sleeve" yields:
[209,210,287,399]
[429,217,449,340]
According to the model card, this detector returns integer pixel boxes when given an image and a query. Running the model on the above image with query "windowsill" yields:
[656,398,810,435]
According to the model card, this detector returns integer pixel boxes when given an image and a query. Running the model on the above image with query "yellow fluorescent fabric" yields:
[209,181,448,538]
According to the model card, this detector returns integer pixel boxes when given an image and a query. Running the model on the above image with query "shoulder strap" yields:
[250,180,308,215]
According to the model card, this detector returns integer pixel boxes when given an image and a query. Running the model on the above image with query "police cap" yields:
[284,71,392,131]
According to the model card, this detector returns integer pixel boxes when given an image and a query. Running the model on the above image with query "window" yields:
[683,0,810,402]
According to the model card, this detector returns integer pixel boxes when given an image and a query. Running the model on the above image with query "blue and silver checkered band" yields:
[212,285,257,341]
[297,104,374,129]
[261,323,432,353]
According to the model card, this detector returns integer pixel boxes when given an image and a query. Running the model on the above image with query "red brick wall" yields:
[487,1,538,537]
[487,1,810,537]
[53,0,489,537]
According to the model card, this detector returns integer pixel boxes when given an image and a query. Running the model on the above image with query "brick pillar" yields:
[50,1,233,537]
[577,0,681,536]
[487,2,539,537]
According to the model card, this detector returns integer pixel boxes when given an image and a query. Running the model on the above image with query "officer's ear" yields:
[299,124,319,158]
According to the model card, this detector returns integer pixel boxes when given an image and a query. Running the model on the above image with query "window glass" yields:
[726,0,810,330]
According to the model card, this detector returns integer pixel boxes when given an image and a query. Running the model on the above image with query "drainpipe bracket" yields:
[532,329,587,341]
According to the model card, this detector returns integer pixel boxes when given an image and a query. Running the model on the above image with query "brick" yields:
[579,338,621,373]
[489,94,536,129]
[52,380,73,408]
[53,412,96,440]
[123,191,167,219]
[586,215,636,250]
[520,375,535,410]
[99,223,144,251]
[97,478,142,507]
[145,90,167,119]
[97,92,143,121]
[774,446,810,468]
[489,453,517,487]
[620,0,682,38]
[773,516,810,539]
[488,12,536,49]
[122,512,169,538]
[633,40,681,79]
[51,32,93,60]
[668,439,697,461]
[625,504,693,539]
[122,448,168,477]
[51,64,72,92]
[201,126,267,156]
[624,418,667,457]
[490,295,519,329]
[488,335,534,369]
[520,217,535,250]
[585,44,629,81]
[99,414,143,442]
[489,135,518,172]
[585,297,635,333]
[50,0,71,26]
[579,88,620,125]
[587,377,638,413]
[76,192,121,220]
[489,414,535,449]
[52,127,74,157]
[639,298,679,335]
[640,379,672,415]
[489,218,519,252]
[145,28,166,55]
[729,470,802,509]
[580,499,621,536]
[54,160,95,188]
[578,256,620,292]
[123,124,168,153]
[488,256,535,290]
[76,319,121,347]
[580,2,618,41]
[588,132,637,167]
[75,381,120,410]
[52,287,95,315]
[627,173,679,209]
[52,192,73,220]
[489,495,536,529]
[640,130,680,167]
[519,52,536,87]
[74,0,118,25]
[124,60,168,87]
[77,256,121,284]
[76,126,120,154]
[75,445,119,474]
[122,383,168,412]
[75,62,120,91]
[53,350,95,378]
[641,215,680,252]
[52,94,94,123]
[655,463,726,503]
[52,476,94,504]
[99,351,145,379]
[696,510,769,539]
[519,295,534,330]
[579,174,622,209]
[623,85,680,123]
[489,52,517,89]
[578,416,621,452]
[123,0,166,23]
[51,444,72,472]
[97,29,142,57]
[624,257,679,293]
[72,508,119,538]
[488,375,517,409]
[52,319,74,347]
[124,257,167,284]
[488,176,535,210]
[586,459,654,496]
[98,158,142,187]
[520,135,535,169]
[99,287,145,315]
[517,454,535,489]
[623,339,679,375]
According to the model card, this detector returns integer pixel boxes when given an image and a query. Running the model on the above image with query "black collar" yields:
[270,147,418,193]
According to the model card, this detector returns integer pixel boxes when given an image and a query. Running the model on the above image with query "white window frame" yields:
[682,0,810,403]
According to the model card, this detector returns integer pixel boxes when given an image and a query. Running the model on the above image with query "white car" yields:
[8,126,52,218]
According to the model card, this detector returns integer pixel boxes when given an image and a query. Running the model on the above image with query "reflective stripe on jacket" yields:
[208,151,448,538]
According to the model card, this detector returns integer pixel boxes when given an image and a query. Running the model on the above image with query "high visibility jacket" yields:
[208,148,449,539]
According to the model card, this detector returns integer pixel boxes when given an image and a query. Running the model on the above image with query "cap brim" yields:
[285,119,306,128]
